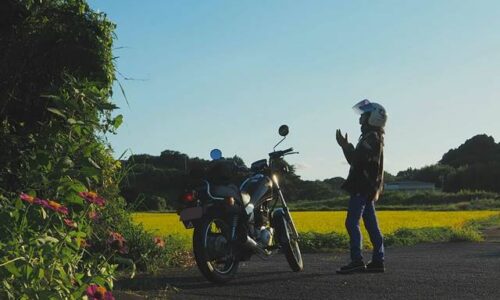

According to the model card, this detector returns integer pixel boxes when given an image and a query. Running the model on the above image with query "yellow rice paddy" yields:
[132,211,498,243]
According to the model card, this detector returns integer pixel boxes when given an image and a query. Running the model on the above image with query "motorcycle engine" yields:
[256,226,274,247]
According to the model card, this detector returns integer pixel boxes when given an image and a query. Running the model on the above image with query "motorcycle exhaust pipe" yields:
[244,236,271,258]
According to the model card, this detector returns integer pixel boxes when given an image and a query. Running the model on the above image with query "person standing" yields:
[335,99,387,274]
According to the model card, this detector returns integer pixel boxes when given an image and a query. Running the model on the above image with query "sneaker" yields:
[365,260,385,273]
[336,260,366,274]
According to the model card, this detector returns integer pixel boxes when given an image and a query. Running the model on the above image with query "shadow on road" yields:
[116,268,338,292]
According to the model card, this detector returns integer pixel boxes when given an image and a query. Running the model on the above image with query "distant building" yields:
[384,181,435,191]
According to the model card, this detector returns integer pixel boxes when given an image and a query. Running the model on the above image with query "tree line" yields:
[396,134,500,193]
[120,134,500,210]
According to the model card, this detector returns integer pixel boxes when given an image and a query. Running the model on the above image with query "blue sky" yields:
[89,0,500,180]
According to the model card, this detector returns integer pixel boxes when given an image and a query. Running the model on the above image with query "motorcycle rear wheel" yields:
[193,215,239,283]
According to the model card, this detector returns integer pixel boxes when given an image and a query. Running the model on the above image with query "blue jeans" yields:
[345,194,384,262]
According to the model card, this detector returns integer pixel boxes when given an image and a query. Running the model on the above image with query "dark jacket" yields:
[341,127,385,200]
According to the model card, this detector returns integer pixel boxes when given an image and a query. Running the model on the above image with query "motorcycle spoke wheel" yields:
[193,216,239,283]
[204,219,234,274]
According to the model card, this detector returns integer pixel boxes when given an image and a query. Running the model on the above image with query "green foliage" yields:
[443,162,500,193]
[96,198,191,273]
[385,227,482,246]
[298,232,349,252]
[298,226,483,252]
[397,164,454,188]
[462,214,500,231]
[383,171,397,183]
[398,134,500,192]
[120,150,348,210]
[440,134,500,167]
[0,192,116,299]
[0,0,185,298]
[0,0,117,194]
[0,1,123,297]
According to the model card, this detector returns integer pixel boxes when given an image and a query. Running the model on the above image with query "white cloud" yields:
[294,163,312,171]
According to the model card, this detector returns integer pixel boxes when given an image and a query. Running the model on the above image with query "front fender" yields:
[271,208,289,244]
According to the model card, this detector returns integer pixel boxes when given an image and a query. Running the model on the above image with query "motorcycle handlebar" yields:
[269,147,295,159]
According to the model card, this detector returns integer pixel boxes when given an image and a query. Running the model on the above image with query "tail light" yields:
[225,197,235,206]
[181,191,196,203]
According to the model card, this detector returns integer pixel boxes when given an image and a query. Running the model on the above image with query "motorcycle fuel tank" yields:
[240,174,273,212]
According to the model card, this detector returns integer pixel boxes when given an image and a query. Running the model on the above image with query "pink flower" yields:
[78,238,91,249]
[107,232,128,254]
[35,198,48,206]
[78,191,106,207]
[153,236,165,248]
[41,200,69,215]
[23,195,69,215]
[85,284,115,300]
[64,218,77,229]
[88,210,101,221]
[20,193,36,204]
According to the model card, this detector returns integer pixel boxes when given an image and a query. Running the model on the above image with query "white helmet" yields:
[352,99,387,128]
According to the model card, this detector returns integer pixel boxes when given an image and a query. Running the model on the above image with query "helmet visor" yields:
[352,99,375,114]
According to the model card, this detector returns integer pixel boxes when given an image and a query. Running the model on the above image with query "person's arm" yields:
[337,130,381,167]
[341,142,356,165]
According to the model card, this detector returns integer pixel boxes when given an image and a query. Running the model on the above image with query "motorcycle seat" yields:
[208,183,251,206]
[211,184,242,201]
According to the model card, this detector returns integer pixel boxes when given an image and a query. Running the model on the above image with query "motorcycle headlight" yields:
[272,174,279,185]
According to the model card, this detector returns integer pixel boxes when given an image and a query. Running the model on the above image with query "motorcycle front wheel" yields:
[275,213,304,272]
[193,215,239,283]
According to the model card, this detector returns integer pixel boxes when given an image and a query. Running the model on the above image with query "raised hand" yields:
[336,129,349,149]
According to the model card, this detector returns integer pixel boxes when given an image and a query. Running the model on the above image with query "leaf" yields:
[38,268,45,280]
[36,151,50,167]
[67,118,77,125]
[14,198,23,210]
[47,107,66,119]
[98,102,119,110]
[112,114,123,129]
[62,157,74,168]
[25,265,33,279]
[41,207,47,220]
[65,194,84,206]
[81,166,100,177]
[9,210,20,222]
[73,126,82,135]
[3,261,21,277]
[37,236,59,244]
[88,157,101,169]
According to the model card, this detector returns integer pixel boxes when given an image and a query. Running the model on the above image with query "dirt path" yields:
[115,238,500,300]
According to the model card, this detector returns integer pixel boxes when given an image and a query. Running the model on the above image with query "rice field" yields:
[132,211,499,245]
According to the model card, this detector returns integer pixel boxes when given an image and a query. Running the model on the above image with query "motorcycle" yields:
[178,125,303,283]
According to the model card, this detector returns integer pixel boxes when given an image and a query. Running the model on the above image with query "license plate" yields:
[180,207,203,228]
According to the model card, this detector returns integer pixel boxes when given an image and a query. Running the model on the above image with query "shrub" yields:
[0,1,185,298]
[299,232,349,252]
[0,191,116,299]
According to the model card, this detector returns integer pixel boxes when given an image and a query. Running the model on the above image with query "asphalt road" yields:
[116,240,500,300]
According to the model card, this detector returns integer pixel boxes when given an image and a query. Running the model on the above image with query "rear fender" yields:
[180,204,221,229]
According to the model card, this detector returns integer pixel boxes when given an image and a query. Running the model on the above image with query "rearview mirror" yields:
[210,149,222,160]
[278,125,289,137]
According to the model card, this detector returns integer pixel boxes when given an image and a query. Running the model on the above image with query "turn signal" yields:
[181,191,196,203]
[226,197,235,206]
